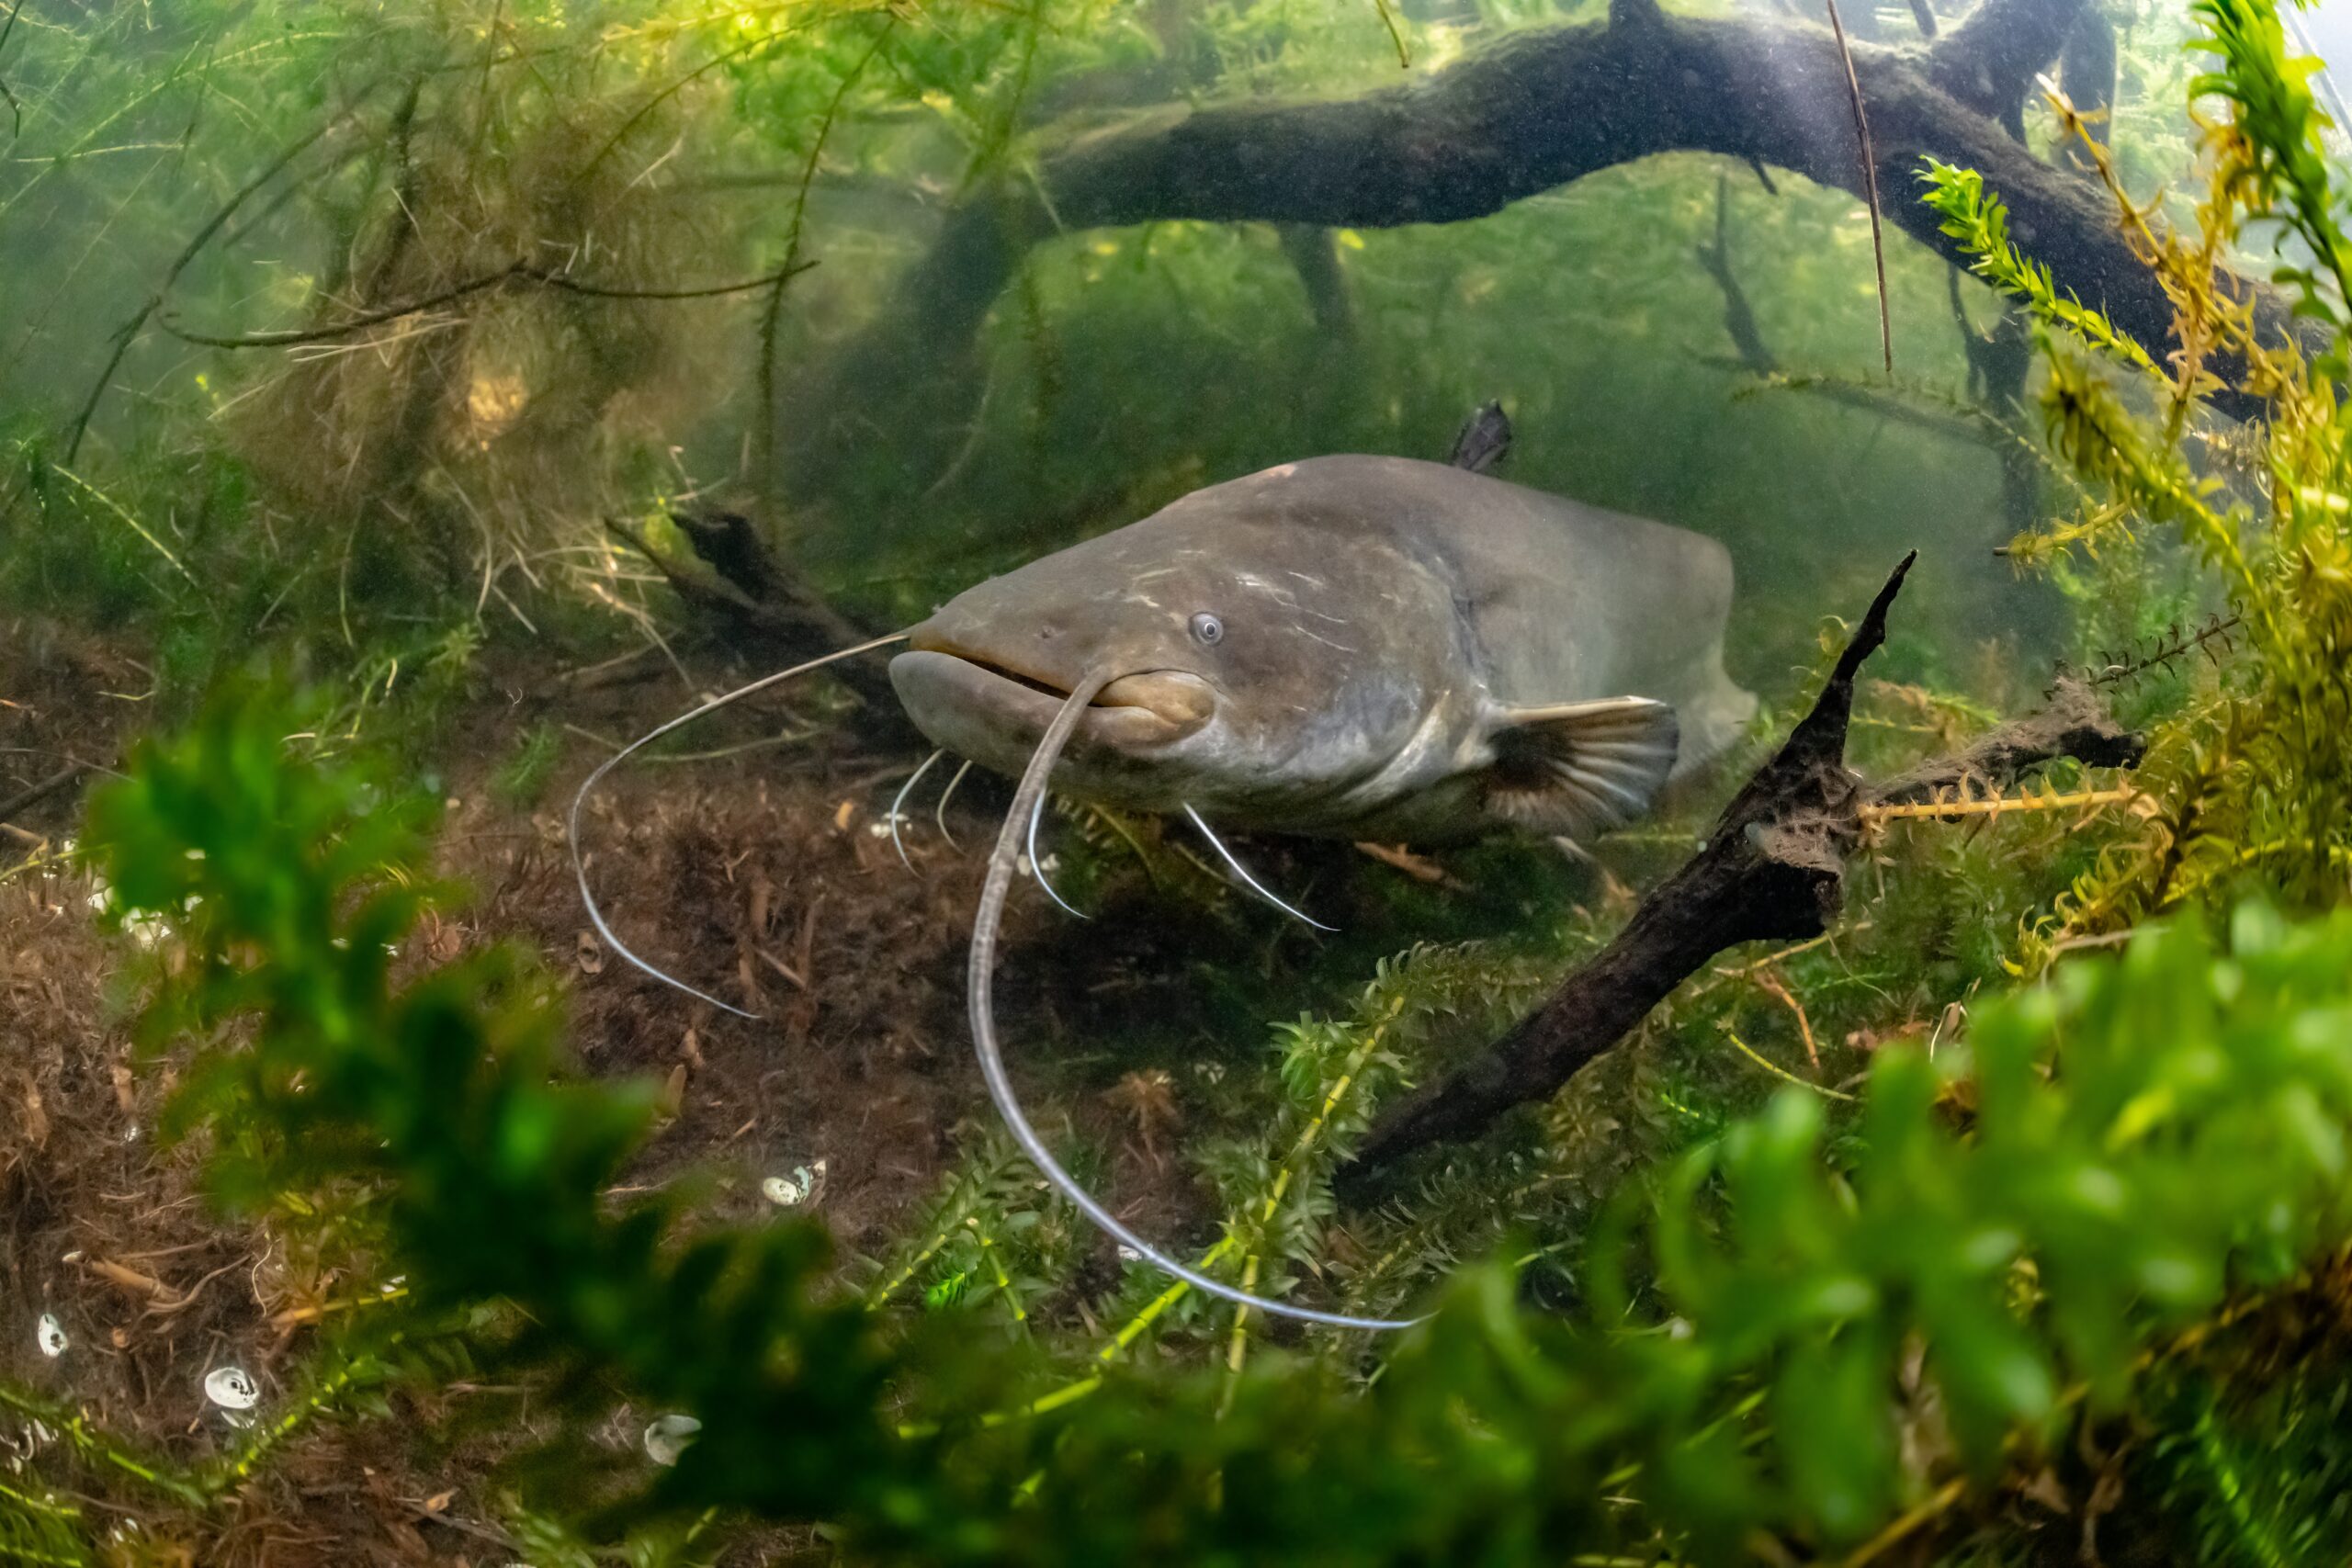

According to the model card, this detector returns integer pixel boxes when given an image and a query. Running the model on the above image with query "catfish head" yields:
[888,493,1472,832]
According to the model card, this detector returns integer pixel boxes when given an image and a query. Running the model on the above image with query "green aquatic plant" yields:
[75,682,921,1533]
[14,0,2352,1561]
[1920,0,2352,954]
[1921,161,2161,376]
[0,666,2332,1562]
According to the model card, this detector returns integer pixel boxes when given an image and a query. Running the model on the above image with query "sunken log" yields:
[774,0,2299,497]
[1334,552,2144,1185]
[605,509,916,739]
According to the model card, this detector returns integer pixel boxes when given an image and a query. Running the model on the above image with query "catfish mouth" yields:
[891,642,1216,754]
[961,658,1076,704]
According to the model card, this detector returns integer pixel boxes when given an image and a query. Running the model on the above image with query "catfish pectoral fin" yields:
[1476,695,1680,839]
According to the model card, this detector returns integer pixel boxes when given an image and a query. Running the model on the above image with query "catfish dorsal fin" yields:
[1476,695,1679,838]
[1448,400,1512,474]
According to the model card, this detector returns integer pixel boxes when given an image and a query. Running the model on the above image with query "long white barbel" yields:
[1025,793,1087,919]
[934,757,974,851]
[1182,803,1336,931]
[889,749,944,872]
[968,676,1420,1334]
[568,631,910,1019]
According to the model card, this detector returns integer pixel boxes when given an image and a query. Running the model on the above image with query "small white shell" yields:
[35,1314,66,1358]
[642,1413,701,1466]
[203,1366,259,1410]
[1115,1245,1142,1264]
[761,1159,827,1208]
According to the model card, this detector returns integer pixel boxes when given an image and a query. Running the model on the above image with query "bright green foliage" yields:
[870,1131,1080,1330]
[2143,1364,2352,1568]
[1918,161,2161,373]
[2191,0,2352,329]
[1917,0,2352,953]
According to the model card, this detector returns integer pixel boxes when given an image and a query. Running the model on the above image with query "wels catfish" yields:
[571,423,1756,1335]
[889,454,1756,846]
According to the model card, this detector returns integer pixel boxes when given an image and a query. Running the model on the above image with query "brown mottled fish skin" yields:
[888,454,1756,844]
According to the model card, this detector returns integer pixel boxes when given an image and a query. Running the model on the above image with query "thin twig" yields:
[2080,613,2243,688]
[1861,783,2142,824]
[0,0,25,139]
[755,16,896,485]
[63,107,354,460]
[1822,0,1894,374]
[47,463,196,583]
[1842,1475,1969,1566]
[1370,0,1412,67]
[1724,1026,1856,1101]
[0,762,86,824]
[1755,973,1821,1071]
[162,258,818,349]
[578,26,784,186]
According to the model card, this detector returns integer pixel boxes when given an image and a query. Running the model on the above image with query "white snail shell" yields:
[761,1159,827,1208]
[642,1414,701,1466]
[203,1366,259,1410]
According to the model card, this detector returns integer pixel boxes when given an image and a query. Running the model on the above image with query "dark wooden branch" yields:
[164,259,818,349]
[0,762,85,829]
[1873,672,2140,805]
[1696,174,1779,376]
[2057,2,2117,167]
[1924,0,2085,133]
[1274,223,1355,341]
[1335,553,2146,1183]
[606,511,912,733]
[775,0,2302,496]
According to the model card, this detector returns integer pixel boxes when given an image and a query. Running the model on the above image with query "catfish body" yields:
[888,455,1755,844]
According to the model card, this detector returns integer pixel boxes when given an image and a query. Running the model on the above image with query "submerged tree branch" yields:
[775,0,2299,496]
[1335,553,2145,1182]
[163,260,819,350]
[605,509,913,737]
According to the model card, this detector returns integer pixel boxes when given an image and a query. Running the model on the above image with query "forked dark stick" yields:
[1338,553,2143,1185]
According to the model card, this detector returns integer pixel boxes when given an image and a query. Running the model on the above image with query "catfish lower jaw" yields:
[888,651,1214,776]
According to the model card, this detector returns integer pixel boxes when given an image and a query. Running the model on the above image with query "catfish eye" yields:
[1189,612,1225,646]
